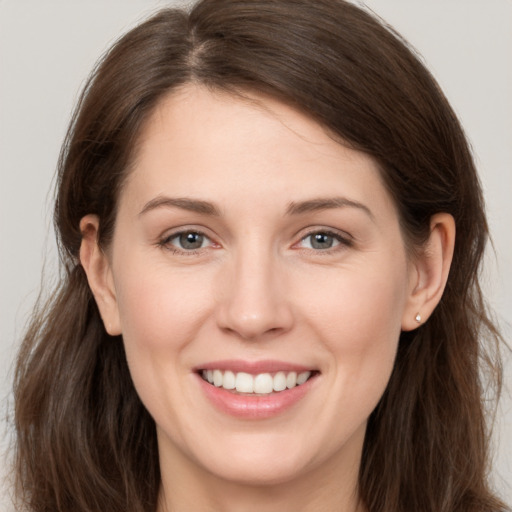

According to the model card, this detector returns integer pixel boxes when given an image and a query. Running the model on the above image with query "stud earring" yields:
[415,313,421,324]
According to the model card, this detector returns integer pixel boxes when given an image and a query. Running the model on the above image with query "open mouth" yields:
[199,369,317,395]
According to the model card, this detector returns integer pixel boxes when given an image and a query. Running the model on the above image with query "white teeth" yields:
[286,371,297,389]
[235,372,254,393]
[213,369,223,387]
[297,371,311,385]
[223,370,236,390]
[254,373,273,394]
[201,369,314,394]
[273,371,287,392]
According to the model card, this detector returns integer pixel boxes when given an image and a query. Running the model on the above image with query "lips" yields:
[194,360,318,419]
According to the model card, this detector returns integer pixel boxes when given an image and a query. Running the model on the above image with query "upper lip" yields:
[194,359,316,374]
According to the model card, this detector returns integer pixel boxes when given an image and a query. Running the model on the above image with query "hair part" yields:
[13,1,508,511]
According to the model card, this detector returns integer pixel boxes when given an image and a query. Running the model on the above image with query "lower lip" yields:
[196,373,317,419]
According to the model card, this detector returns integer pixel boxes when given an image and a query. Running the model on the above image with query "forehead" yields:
[121,85,396,222]
[136,85,363,165]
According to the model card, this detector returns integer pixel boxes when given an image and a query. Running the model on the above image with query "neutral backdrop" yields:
[1,1,511,509]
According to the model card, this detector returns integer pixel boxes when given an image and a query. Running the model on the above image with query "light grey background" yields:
[1,1,510,509]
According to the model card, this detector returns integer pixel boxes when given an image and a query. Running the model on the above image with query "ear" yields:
[401,213,455,331]
[79,215,122,335]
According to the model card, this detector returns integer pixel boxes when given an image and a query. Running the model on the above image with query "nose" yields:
[215,246,294,341]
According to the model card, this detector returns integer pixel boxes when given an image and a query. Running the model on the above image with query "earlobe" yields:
[79,215,122,336]
[401,213,455,331]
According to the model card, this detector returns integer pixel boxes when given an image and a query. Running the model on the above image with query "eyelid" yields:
[155,225,353,255]
[293,227,354,252]
[157,226,220,254]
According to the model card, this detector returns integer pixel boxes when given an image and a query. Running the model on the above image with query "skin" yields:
[80,85,455,512]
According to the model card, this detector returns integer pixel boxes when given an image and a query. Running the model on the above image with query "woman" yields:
[12,0,509,511]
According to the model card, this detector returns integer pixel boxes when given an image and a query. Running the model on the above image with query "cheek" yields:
[111,259,216,405]
[302,253,408,347]
[300,254,408,417]
[114,260,212,349]
[110,261,220,445]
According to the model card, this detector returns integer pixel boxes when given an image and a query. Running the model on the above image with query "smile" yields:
[201,369,312,394]
[195,361,319,419]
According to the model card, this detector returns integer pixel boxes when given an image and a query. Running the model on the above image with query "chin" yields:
[206,454,312,487]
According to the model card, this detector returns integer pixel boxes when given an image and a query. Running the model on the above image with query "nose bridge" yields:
[216,240,292,340]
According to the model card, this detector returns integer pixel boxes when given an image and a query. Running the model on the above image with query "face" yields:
[94,85,420,487]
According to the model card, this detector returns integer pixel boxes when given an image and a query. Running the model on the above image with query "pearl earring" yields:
[415,313,421,323]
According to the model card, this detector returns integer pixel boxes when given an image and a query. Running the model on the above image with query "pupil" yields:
[311,233,333,249]
[180,232,203,249]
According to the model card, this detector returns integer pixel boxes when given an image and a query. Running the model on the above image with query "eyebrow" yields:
[286,197,374,220]
[139,195,374,220]
[139,196,221,216]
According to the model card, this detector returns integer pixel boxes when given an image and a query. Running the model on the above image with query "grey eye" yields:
[177,232,205,250]
[306,232,338,250]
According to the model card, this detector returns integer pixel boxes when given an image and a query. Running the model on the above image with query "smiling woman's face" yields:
[84,85,422,491]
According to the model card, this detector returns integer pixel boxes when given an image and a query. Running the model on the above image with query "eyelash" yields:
[157,228,353,256]
[158,230,215,255]
[295,229,353,253]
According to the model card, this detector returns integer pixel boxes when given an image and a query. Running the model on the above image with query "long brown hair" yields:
[13,1,508,511]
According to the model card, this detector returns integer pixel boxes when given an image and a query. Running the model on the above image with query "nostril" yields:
[214,267,294,340]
